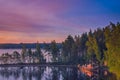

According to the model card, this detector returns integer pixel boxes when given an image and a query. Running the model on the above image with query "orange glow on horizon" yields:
[0,36,64,43]
[0,32,65,43]
[0,38,64,43]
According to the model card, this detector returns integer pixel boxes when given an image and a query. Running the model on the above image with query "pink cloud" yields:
[0,0,89,43]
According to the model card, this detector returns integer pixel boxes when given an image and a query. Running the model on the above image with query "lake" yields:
[0,49,52,62]
[0,65,118,80]
[0,66,90,80]
[0,49,22,55]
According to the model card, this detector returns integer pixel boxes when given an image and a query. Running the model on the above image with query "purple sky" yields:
[0,0,120,43]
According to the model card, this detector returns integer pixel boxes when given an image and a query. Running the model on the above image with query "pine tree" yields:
[50,40,59,62]
[21,44,27,63]
[35,42,43,63]
[104,22,120,79]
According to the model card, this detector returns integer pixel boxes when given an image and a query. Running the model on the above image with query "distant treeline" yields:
[0,43,62,49]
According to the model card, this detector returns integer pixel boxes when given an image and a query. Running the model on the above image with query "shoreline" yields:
[0,63,77,67]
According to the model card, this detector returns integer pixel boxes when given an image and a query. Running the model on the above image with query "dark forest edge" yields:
[0,22,120,79]
[0,63,77,67]
[0,43,62,49]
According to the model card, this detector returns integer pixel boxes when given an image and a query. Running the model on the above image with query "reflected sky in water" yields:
[0,66,117,80]
[0,66,88,80]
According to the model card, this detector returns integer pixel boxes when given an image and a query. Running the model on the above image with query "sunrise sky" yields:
[0,0,120,43]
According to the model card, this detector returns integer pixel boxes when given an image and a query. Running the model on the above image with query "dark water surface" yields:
[0,66,117,80]
[0,66,90,80]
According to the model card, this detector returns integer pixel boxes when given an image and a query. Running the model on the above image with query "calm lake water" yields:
[0,49,35,55]
[0,66,118,80]
[0,49,52,62]
[0,49,22,54]
[0,66,90,80]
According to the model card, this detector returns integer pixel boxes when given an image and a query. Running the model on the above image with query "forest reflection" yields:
[0,66,117,80]
[0,66,79,80]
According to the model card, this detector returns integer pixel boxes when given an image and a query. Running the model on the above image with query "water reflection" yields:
[0,66,117,80]
[0,66,80,80]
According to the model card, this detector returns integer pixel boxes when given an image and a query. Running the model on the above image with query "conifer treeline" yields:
[60,22,120,78]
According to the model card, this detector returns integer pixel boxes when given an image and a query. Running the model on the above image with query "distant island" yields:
[0,43,61,49]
